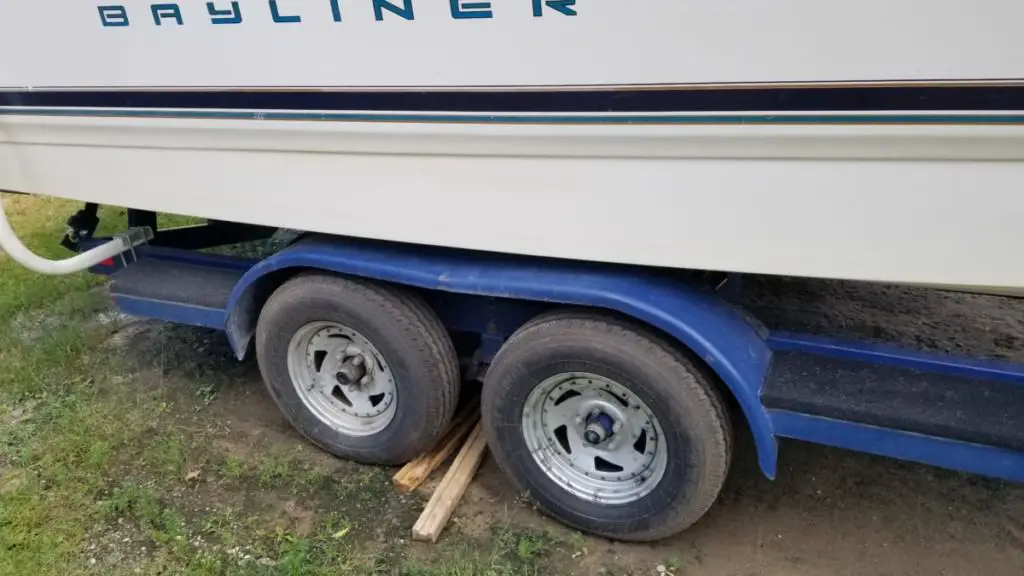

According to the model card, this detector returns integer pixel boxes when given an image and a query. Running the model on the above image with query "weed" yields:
[258,452,293,488]
[100,481,186,545]
[223,455,248,479]
[276,537,312,576]
[196,382,219,407]
[149,435,187,477]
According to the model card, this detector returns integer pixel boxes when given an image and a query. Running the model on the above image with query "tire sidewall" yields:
[257,282,441,463]
[484,332,722,539]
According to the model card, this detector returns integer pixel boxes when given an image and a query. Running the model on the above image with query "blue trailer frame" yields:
[93,231,1024,484]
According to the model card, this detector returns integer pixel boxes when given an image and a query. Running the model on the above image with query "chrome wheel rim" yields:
[287,321,397,436]
[522,372,667,505]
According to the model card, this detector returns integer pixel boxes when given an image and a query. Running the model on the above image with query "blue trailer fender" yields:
[225,237,779,478]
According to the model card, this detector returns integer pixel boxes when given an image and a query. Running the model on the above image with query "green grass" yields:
[0,194,578,576]
[400,526,568,576]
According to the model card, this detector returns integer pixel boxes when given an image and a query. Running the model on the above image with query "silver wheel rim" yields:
[522,372,668,505]
[287,321,397,436]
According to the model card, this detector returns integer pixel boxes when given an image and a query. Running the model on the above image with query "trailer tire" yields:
[256,273,459,465]
[482,311,731,541]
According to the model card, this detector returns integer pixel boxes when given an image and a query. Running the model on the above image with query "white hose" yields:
[0,193,150,275]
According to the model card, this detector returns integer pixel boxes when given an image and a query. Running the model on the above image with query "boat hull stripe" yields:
[3,108,1024,125]
[4,85,1024,113]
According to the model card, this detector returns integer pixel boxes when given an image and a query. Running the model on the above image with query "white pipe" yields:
[0,193,150,275]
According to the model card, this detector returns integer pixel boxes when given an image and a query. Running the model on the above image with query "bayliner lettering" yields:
[97,0,577,27]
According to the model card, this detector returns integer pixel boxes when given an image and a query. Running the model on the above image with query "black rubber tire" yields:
[255,273,459,465]
[482,310,732,542]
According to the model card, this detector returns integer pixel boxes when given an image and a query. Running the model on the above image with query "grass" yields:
[0,194,579,576]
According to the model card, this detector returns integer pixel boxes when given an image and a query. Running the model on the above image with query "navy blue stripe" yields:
[3,85,1024,113]
[3,108,1024,124]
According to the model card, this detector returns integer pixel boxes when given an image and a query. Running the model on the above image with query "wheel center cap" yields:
[335,355,368,386]
[583,412,616,445]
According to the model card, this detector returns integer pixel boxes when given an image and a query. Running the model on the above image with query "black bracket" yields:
[59,203,100,252]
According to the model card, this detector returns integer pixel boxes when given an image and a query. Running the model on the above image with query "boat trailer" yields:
[2,198,1022,542]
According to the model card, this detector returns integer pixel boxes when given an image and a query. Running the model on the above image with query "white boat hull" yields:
[2,0,1024,294]
[3,114,1024,295]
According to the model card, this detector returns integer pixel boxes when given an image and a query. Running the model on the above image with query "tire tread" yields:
[256,272,459,464]
[483,309,731,541]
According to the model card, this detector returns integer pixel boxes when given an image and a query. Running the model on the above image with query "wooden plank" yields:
[411,421,488,543]
[392,402,480,493]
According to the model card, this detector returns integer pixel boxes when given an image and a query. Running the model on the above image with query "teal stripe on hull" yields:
[3,107,1024,125]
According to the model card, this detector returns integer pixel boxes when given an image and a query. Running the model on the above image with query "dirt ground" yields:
[194,353,1024,576]
[131,277,1024,576]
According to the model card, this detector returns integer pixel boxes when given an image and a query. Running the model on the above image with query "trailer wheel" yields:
[482,311,731,541]
[255,273,459,465]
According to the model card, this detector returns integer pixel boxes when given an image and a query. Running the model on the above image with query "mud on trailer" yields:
[2,201,1022,542]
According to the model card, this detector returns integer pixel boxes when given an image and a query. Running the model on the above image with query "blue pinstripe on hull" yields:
[3,107,1024,124]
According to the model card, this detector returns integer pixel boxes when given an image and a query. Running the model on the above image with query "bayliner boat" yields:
[3,1,1024,292]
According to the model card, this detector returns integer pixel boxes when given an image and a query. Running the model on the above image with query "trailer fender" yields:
[225,237,778,478]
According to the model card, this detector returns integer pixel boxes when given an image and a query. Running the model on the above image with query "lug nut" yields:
[613,422,622,433]
[352,356,363,366]
[359,376,371,386]
[574,415,583,425]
